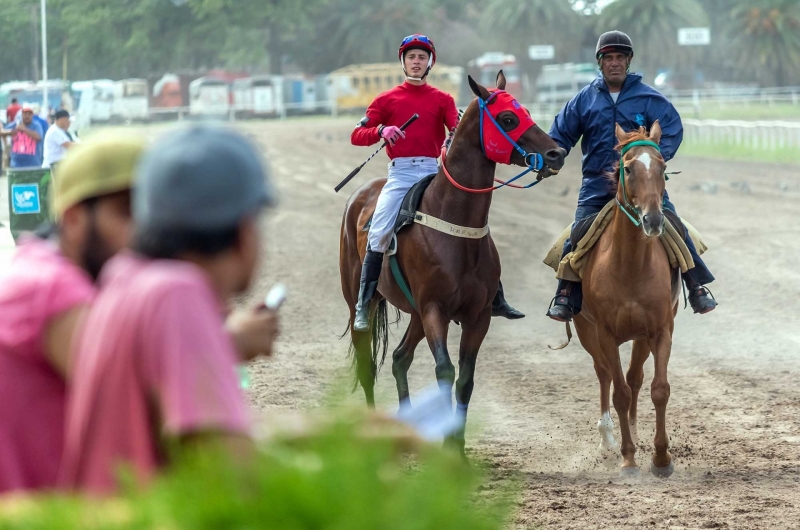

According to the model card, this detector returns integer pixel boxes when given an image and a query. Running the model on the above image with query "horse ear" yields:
[649,120,662,145]
[468,75,491,101]
[615,123,627,144]
[496,70,507,90]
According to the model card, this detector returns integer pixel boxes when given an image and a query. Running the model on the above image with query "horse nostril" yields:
[545,149,565,167]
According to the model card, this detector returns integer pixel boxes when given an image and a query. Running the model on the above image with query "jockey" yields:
[350,34,524,331]
[545,30,717,323]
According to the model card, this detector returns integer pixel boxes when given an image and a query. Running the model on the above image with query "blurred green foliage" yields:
[0,418,512,530]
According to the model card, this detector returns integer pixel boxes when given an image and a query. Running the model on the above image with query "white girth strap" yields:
[413,212,489,239]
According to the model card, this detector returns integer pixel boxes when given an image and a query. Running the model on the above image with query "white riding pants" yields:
[368,156,439,253]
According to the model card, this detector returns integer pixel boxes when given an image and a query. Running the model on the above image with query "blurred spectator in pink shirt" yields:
[0,136,146,493]
[60,126,279,494]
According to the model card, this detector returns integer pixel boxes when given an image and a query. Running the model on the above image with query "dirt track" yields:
[236,117,800,529]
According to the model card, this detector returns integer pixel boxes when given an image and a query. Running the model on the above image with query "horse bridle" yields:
[617,139,661,227]
[440,92,547,194]
[477,92,545,176]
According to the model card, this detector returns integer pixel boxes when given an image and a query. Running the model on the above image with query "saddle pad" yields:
[362,174,437,233]
[543,200,707,282]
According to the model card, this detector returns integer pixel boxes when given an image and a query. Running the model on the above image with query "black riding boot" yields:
[492,281,525,319]
[353,250,384,331]
[546,280,578,322]
[682,271,717,314]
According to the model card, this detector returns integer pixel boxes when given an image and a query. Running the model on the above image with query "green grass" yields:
[676,103,800,121]
[0,414,514,530]
[679,139,800,164]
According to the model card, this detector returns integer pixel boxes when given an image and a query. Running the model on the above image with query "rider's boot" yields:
[492,281,525,319]
[546,280,577,323]
[683,272,717,314]
[353,250,384,331]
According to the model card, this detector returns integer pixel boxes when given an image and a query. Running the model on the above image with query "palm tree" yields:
[479,0,585,95]
[596,0,709,80]
[729,0,800,86]
[290,0,432,74]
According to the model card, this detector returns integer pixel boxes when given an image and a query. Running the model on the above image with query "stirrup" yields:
[688,285,717,314]
[546,295,574,322]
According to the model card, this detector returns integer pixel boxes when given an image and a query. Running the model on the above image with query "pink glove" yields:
[380,125,406,146]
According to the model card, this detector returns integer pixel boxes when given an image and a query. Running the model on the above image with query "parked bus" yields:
[72,80,114,127]
[112,79,149,122]
[189,77,230,116]
[328,63,463,112]
[152,74,183,109]
[232,76,284,117]
[467,53,522,99]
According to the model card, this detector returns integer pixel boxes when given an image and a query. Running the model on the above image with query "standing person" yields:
[350,34,523,331]
[43,110,76,169]
[545,31,717,322]
[60,126,279,494]
[5,98,21,124]
[0,137,145,494]
[0,106,43,168]
[31,104,50,165]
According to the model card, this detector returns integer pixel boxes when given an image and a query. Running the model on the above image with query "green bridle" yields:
[617,139,661,227]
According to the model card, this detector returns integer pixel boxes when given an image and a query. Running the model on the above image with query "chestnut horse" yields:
[573,121,681,477]
[340,72,565,455]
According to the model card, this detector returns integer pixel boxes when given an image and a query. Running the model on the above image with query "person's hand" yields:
[226,307,280,362]
[380,125,405,146]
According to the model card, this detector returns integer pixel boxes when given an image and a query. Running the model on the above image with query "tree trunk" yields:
[268,23,283,75]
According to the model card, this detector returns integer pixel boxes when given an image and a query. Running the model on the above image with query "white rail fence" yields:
[682,119,800,151]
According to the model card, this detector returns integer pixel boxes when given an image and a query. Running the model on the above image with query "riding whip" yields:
[334,113,419,193]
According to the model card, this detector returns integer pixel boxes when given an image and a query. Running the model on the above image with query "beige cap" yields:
[53,135,146,217]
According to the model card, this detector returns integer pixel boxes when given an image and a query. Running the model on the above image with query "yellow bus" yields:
[328,63,464,112]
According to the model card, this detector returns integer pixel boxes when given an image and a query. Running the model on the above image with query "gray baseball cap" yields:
[134,125,277,231]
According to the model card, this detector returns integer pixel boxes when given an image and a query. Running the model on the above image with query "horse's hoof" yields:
[443,436,468,463]
[619,466,640,478]
[650,460,675,478]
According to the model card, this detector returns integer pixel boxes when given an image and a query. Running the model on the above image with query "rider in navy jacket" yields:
[545,31,717,322]
[550,73,683,211]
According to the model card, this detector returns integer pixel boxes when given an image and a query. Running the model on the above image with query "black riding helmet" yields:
[595,30,634,59]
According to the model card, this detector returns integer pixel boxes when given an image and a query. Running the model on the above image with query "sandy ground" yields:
[232,117,798,530]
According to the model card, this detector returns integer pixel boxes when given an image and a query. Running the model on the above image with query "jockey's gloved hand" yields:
[379,125,405,146]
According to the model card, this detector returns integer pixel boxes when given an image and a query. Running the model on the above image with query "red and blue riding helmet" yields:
[398,34,436,80]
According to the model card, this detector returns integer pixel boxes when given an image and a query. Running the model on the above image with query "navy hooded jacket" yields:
[548,73,683,207]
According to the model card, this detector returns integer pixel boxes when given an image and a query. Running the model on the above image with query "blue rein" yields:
[478,93,545,189]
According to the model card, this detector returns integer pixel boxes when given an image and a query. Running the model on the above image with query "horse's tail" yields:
[344,299,394,391]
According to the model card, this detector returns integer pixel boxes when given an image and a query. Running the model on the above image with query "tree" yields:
[728,0,800,86]
[289,0,431,74]
[479,0,585,96]
[596,0,709,80]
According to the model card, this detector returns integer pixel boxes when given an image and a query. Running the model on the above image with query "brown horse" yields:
[340,72,565,455]
[573,121,681,477]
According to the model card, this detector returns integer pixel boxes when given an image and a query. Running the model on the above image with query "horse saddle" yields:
[567,207,688,253]
[362,174,437,235]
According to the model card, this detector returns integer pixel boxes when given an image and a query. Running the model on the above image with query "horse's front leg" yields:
[421,305,455,404]
[649,330,674,477]
[626,339,650,445]
[597,331,638,474]
[391,314,426,411]
[446,309,491,459]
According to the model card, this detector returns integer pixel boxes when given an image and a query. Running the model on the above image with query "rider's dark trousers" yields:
[556,193,715,313]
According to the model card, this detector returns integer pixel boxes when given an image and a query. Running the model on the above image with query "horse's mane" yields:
[606,126,663,186]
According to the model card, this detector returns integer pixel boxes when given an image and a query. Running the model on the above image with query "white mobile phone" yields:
[265,283,288,310]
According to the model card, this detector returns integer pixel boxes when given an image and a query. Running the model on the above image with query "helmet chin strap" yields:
[401,53,433,82]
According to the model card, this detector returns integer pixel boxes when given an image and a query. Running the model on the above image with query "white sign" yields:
[678,27,710,46]
[528,45,555,60]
